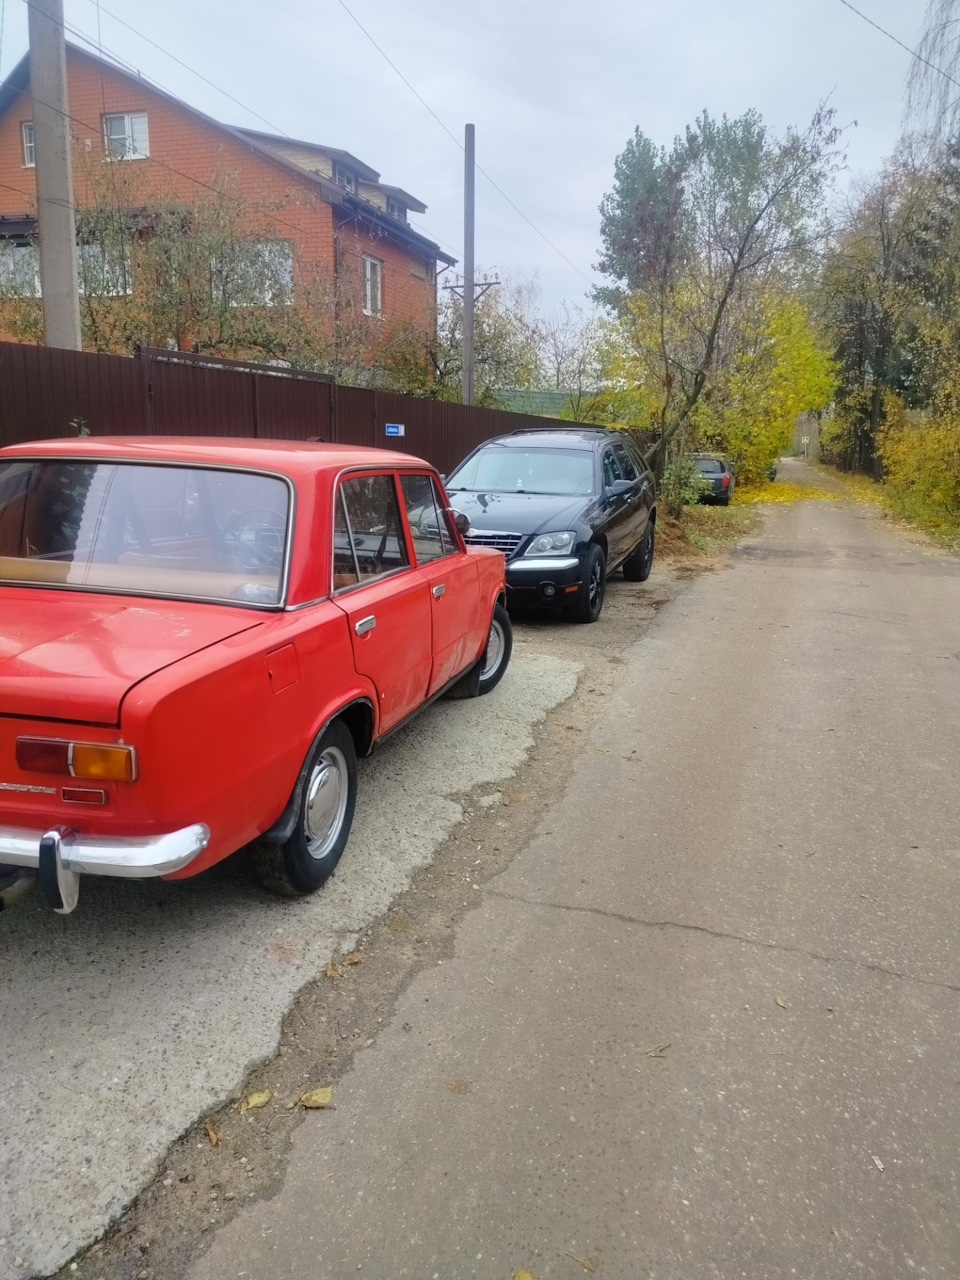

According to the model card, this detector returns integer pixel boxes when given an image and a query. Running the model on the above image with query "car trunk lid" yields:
[0,587,262,725]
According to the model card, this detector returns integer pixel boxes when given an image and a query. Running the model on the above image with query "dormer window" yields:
[386,197,407,223]
[334,163,356,193]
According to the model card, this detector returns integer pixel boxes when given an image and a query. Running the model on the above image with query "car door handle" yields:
[355,615,376,635]
[432,583,446,598]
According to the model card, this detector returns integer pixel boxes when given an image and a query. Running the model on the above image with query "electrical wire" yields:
[837,0,960,92]
[334,0,593,285]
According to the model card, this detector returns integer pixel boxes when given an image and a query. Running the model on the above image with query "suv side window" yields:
[399,473,456,564]
[333,474,410,591]
[612,442,638,481]
[601,448,623,488]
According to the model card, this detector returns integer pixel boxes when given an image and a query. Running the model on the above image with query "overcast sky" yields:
[0,0,926,311]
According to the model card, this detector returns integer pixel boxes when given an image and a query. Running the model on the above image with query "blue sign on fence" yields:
[385,423,405,437]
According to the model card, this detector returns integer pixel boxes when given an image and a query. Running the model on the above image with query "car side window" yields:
[400,473,456,565]
[333,474,410,591]
[613,442,638,481]
[602,448,623,488]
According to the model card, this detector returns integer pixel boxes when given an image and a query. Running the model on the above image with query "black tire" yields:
[478,602,512,695]
[719,494,731,506]
[564,544,606,623]
[252,720,357,897]
[622,522,655,582]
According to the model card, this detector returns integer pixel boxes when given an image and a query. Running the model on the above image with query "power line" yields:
[837,0,960,92]
[334,0,593,285]
[57,10,463,261]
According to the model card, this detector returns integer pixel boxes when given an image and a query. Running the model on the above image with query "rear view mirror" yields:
[448,508,470,536]
[607,478,634,497]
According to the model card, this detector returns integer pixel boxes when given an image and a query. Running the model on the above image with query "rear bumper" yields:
[505,556,581,607]
[0,821,210,878]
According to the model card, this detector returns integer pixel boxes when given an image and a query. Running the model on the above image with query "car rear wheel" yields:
[719,494,730,506]
[252,721,357,897]
[564,544,605,623]
[622,522,655,582]
[478,602,513,695]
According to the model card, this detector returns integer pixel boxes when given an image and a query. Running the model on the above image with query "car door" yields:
[598,445,633,565]
[331,472,432,734]
[612,440,649,553]
[399,472,483,697]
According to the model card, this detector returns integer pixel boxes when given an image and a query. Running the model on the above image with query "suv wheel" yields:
[564,544,606,623]
[623,522,655,582]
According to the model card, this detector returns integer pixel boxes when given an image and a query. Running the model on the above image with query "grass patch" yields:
[731,479,839,504]
[679,502,760,551]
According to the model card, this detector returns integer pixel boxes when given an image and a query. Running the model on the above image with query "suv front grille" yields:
[462,530,524,559]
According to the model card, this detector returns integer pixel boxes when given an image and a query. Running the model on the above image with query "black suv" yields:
[444,428,656,623]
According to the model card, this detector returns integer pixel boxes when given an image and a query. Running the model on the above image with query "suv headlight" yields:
[523,531,576,556]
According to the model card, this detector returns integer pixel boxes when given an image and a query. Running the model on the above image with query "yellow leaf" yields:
[344,952,365,965]
[240,1089,272,1113]
[448,1079,472,1095]
[204,1120,220,1146]
[299,1086,334,1109]
[325,962,343,979]
[512,1273,537,1280]
[775,996,787,1009]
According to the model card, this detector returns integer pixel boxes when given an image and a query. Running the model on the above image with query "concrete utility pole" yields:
[28,0,81,350]
[462,122,475,407]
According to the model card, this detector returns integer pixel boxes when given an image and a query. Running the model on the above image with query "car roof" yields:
[481,428,621,451]
[0,437,431,475]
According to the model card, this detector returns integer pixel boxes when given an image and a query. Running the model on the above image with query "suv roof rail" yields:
[506,425,610,436]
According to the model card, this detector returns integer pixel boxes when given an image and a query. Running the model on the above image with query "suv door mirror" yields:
[448,508,470,536]
[606,478,634,497]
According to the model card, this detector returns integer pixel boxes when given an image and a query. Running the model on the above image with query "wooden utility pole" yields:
[28,0,81,349]
[462,123,475,407]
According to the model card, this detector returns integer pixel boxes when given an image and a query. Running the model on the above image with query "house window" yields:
[103,112,149,160]
[79,242,131,297]
[386,197,407,223]
[212,239,294,307]
[362,255,381,317]
[334,163,356,193]
[0,241,40,296]
[21,122,35,168]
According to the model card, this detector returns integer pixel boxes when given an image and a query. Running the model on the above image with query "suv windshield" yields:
[447,446,595,496]
[0,460,290,606]
[693,458,724,474]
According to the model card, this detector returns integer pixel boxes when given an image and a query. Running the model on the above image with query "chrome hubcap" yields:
[304,747,349,860]
[481,618,505,679]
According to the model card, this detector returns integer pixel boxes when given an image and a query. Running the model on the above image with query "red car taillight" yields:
[16,737,137,782]
[722,474,730,487]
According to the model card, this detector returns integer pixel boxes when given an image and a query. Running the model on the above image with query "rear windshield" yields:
[447,446,595,496]
[0,460,290,606]
[693,458,724,474]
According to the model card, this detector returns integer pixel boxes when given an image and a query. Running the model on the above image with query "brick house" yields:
[0,43,454,359]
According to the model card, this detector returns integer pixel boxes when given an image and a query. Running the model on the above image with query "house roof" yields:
[0,45,455,266]
[233,129,381,183]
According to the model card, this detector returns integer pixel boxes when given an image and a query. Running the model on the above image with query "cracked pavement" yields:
[190,465,960,1280]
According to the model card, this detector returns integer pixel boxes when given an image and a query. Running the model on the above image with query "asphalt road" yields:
[190,465,960,1280]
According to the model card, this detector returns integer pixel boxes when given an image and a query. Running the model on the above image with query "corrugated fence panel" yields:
[333,385,376,449]
[147,358,256,437]
[254,374,332,441]
[0,342,147,444]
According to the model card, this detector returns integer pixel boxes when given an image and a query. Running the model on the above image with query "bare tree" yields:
[907,0,960,145]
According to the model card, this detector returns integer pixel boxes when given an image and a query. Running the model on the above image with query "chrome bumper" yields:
[0,822,210,878]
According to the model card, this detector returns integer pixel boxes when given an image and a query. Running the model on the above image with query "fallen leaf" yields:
[324,962,343,979]
[598,748,613,754]
[204,1121,220,1147]
[512,1273,536,1280]
[299,1086,334,1109]
[343,951,364,966]
[871,1155,885,1172]
[240,1089,272,1113]
[387,914,412,933]
[644,1042,671,1057]
[775,996,787,1009]
[563,1250,598,1272]
[448,1079,472,1095]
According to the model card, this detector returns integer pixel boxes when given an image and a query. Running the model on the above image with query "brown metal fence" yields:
[0,342,597,474]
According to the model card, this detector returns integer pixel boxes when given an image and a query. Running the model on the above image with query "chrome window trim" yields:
[0,454,297,610]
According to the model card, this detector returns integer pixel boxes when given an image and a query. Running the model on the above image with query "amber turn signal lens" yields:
[16,737,137,782]
[71,743,137,782]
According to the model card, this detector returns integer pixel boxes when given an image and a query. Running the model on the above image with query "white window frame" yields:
[0,241,41,297]
[78,241,132,298]
[21,122,35,168]
[334,163,356,193]
[362,254,382,317]
[102,111,149,161]
[212,239,294,308]
[386,197,407,223]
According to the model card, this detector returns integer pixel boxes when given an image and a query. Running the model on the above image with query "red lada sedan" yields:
[0,438,511,914]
